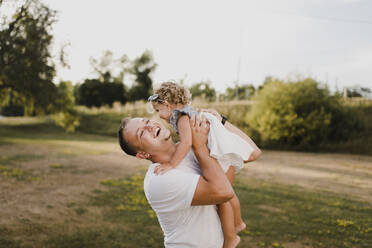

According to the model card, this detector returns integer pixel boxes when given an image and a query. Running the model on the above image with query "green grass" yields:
[0,154,45,165]
[49,164,64,169]
[0,104,371,247]
[0,227,21,248]
[0,165,40,181]
[45,174,163,248]
[76,103,151,137]
[0,117,118,157]
[77,112,125,137]
[235,178,372,248]
[0,117,114,143]
[37,174,372,248]
[45,227,162,248]
[91,174,158,224]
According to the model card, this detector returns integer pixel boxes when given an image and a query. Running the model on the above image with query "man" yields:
[118,111,261,247]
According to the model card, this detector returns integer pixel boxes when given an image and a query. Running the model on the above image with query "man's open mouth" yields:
[155,127,160,137]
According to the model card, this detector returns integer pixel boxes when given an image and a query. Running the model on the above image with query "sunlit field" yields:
[0,101,372,248]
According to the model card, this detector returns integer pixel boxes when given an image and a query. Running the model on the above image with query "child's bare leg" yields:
[229,195,246,233]
[217,202,240,248]
[226,166,246,233]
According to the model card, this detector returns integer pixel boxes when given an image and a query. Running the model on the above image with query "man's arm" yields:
[200,108,262,162]
[190,114,234,206]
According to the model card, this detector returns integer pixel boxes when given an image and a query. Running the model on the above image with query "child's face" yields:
[153,103,172,122]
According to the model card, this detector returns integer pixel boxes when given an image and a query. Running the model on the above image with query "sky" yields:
[12,0,372,92]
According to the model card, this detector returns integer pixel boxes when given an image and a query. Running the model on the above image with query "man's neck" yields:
[150,142,177,164]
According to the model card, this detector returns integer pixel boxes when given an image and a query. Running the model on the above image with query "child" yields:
[148,82,255,247]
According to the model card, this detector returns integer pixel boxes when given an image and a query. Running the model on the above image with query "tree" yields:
[189,81,216,102]
[76,79,103,108]
[128,50,157,101]
[0,0,58,115]
[89,50,129,83]
[51,81,80,132]
[54,81,75,111]
[76,78,127,108]
[75,50,128,107]
[346,86,372,98]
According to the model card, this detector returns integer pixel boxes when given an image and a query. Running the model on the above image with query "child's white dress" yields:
[170,105,254,173]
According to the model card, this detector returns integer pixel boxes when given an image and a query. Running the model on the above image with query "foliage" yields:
[72,99,372,155]
[89,50,129,84]
[54,81,75,111]
[51,109,80,133]
[0,0,58,115]
[346,86,372,98]
[76,102,151,136]
[224,84,255,101]
[246,78,364,146]
[75,50,156,107]
[49,81,80,132]
[75,79,126,108]
[189,80,216,102]
[75,51,129,108]
[127,50,157,102]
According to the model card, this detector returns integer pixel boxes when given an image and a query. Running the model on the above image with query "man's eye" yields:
[156,110,159,112]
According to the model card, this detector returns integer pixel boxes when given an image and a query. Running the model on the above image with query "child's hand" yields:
[154,162,174,175]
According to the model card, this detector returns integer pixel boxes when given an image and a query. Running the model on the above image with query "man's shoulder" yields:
[144,163,192,193]
[144,163,200,213]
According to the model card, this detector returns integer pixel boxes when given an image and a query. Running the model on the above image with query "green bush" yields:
[246,78,363,146]
[51,109,80,133]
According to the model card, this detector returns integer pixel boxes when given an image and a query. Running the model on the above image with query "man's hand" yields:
[190,113,234,206]
[190,114,210,150]
[154,162,174,175]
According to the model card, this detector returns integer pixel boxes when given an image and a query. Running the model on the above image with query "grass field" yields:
[0,116,371,248]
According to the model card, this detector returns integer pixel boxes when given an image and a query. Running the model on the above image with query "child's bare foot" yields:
[223,235,240,248]
[235,222,246,233]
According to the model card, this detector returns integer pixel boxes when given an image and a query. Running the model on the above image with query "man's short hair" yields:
[118,117,137,156]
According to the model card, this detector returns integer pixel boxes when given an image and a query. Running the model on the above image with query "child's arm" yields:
[172,115,193,164]
[154,115,192,175]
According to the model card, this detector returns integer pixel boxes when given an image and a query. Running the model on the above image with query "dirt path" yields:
[241,150,372,204]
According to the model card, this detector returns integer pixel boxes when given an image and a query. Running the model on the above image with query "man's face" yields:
[123,117,172,156]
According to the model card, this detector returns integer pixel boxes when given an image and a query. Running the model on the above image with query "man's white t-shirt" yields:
[144,151,224,248]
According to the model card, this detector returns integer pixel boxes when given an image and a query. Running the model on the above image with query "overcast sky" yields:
[35,0,372,91]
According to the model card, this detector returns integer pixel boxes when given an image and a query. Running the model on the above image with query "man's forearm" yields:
[193,145,233,196]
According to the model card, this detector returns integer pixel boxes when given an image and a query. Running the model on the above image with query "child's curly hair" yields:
[154,82,191,105]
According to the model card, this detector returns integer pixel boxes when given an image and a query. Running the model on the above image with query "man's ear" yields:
[136,151,151,160]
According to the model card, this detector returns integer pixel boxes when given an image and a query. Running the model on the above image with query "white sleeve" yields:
[146,169,200,213]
